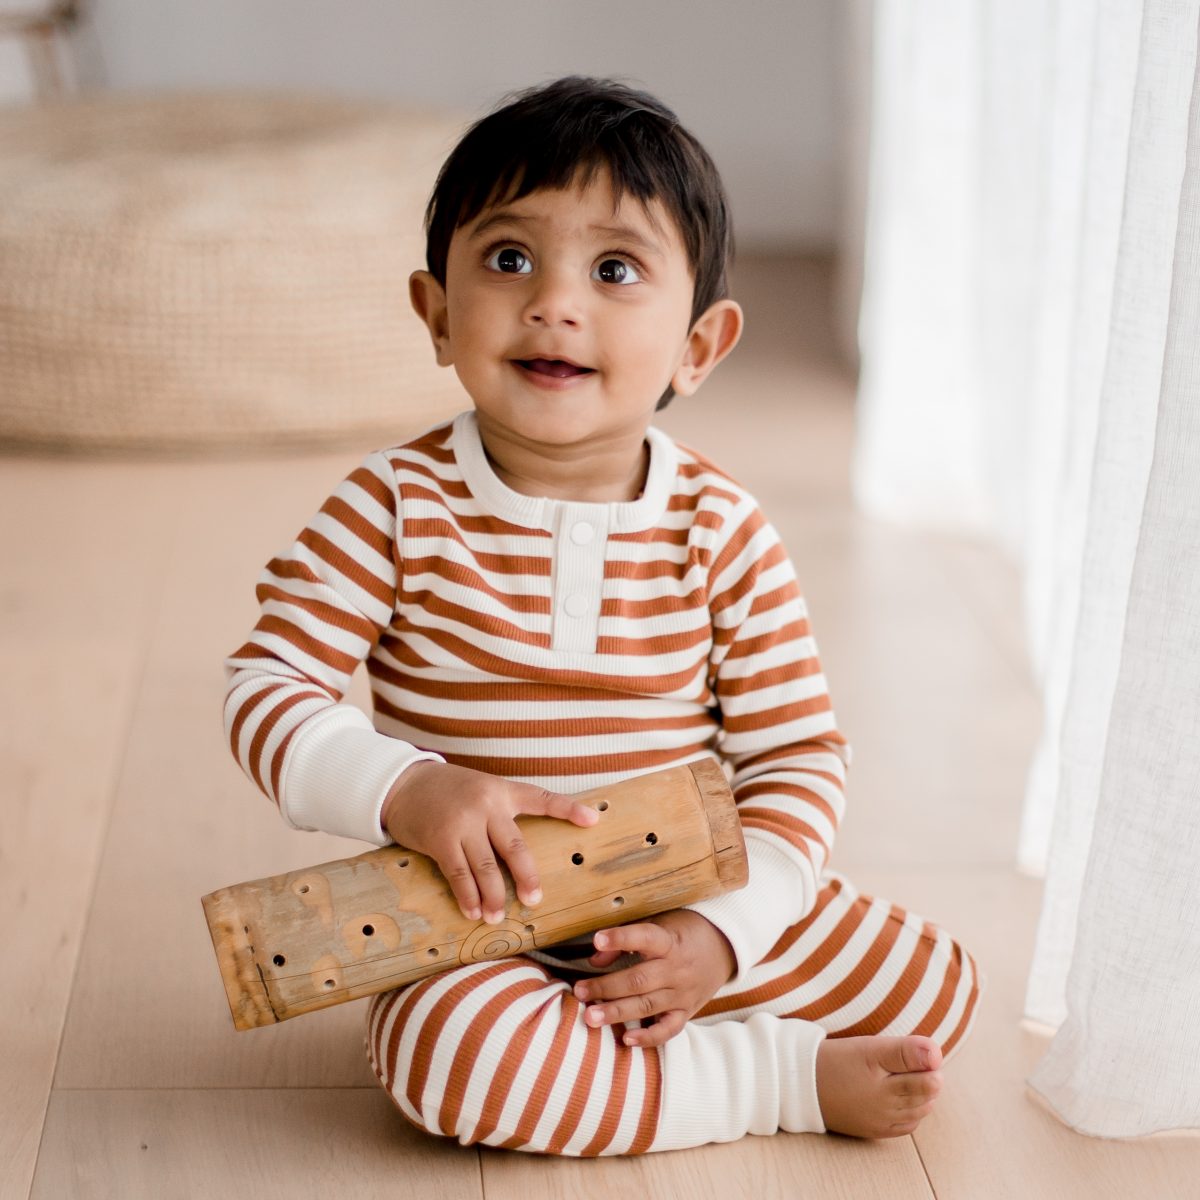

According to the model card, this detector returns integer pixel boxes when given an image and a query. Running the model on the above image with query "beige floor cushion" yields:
[0,92,471,451]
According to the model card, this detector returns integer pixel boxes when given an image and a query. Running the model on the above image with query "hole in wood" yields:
[598,800,609,812]
[399,858,410,868]
[323,979,335,989]
[645,832,658,845]
[524,924,536,933]
[427,948,439,958]
[612,896,624,908]
[571,852,584,865]
[298,884,310,894]
[362,924,375,936]
[272,954,286,966]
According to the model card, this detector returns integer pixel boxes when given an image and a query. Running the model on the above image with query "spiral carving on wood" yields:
[459,920,533,964]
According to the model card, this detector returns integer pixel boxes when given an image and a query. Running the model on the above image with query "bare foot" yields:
[815,1034,944,1138]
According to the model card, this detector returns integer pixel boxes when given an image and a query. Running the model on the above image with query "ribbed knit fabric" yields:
[223,410,851,983]
[649,1012,828,1148]
[363,959,829,1155]
[360,870,985,1155]
[223,412,987,1155]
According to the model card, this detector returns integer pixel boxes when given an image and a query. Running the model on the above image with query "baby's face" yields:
[422,170,697,449]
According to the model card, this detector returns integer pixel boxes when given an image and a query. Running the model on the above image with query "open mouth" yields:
[514,358,595,379]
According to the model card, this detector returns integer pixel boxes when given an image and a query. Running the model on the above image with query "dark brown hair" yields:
[422,75,735,408]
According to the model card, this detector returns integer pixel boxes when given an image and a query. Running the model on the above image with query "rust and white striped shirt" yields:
[223,411,851,983]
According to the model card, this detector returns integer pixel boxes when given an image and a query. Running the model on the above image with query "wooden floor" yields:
[4,256,1197,1199]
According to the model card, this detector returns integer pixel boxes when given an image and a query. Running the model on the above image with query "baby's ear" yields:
[671,299,744,397]
[409,270,453,366]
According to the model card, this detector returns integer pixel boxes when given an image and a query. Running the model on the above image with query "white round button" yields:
[570,521,595,545]
[563,593,589,618]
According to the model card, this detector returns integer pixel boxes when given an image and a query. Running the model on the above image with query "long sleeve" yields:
[685,498,850,985]
[222,451,443,844]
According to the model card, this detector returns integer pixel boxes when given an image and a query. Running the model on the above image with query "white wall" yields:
[2,0,847,250]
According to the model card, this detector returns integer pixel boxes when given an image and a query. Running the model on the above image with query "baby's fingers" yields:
[624,1011,687,1049]
[460,834,508,924]
[582,989,674,1030]
[593,922,674,959]
[440,848,482,922]
[588,946,623,969]
[489,816,543,908]
[518,785,601,828]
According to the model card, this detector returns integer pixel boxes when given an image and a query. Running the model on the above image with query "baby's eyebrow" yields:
[466,210,533,241]
[467,210,665,259]
[588,223,666,259]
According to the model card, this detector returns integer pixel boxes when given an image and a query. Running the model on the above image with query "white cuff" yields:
[650,1012,827,1149]
[685,837,817,986]
[278,704,444,845]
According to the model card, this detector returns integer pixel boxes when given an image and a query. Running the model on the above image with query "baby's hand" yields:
[380,761,599,924]
[571,909,736,1048]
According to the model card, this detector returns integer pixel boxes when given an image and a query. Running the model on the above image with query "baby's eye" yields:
[485,246,532,274]
[592,257,641,285]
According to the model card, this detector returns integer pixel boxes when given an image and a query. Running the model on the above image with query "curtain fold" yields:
[854,0,1200,1136]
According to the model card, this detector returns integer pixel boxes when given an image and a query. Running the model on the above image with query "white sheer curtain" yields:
[852,0,1200,1137]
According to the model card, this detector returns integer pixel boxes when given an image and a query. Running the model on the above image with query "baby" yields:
[223,75,982,1156]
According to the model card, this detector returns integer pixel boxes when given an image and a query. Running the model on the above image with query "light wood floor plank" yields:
[0,460,178,1200]
[52,454,393,1089]
[923,531,1035,691]
[31,1089,482,1200]
[781,511,1039,874]
[479,1125,934,1199]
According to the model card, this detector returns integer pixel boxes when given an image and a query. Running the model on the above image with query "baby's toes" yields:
[901,1099,938,1127]
[891,1092,940,1130]
[900,1068,942,1098]
[899,1088,939,1113]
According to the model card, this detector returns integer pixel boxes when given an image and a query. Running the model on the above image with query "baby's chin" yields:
[473,400,654,450]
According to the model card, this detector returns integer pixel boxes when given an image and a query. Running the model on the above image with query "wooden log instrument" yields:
[202,759,748,1030]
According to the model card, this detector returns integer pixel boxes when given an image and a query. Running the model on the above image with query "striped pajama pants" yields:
[366,869,985,1156]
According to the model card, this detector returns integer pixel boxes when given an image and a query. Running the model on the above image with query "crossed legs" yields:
[366,869,985,1155]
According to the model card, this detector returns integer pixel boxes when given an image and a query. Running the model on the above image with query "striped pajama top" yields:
[223,410,851,983]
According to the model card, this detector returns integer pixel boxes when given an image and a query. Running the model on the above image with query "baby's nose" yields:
[522,272,583,327]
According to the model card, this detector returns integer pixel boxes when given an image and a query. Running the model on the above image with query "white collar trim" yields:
[451,410,678,533]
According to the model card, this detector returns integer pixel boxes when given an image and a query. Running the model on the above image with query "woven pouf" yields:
[0,92,472,451]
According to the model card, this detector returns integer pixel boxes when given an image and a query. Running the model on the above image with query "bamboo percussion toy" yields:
[203,758,748,1031]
